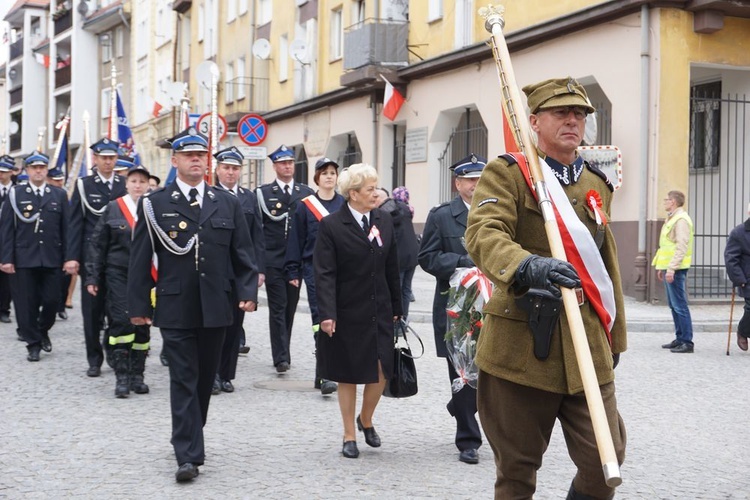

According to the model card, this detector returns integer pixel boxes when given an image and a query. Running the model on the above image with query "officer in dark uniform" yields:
[212,146,265,394]
[418,154,485,465]
[0,151,70,362]
[65,137,126,377]
[256,144,314,372]
[0,155,15,324]
[128,127,258,483]
[46,166,70,321]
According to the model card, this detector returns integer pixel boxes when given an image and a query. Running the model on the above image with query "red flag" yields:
[502,107,519,152]
[382,77,405,121]
[152,100,164,118]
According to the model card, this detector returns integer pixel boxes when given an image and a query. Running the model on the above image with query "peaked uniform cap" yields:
[168,127,209,153]
[450,153,487,178]
[24,151,50,166]
[522,77,596,114]
[0,155,15,171]
[214,146,244,166]
[315,157,339,171]
[47,167,65,180]
[90,137,119,156]
[268,144,295,163]
[115,154,136,170]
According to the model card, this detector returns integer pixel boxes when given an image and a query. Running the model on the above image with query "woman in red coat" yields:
[313,163,402,459]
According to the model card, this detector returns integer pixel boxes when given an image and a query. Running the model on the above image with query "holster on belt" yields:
[515,288,562,361]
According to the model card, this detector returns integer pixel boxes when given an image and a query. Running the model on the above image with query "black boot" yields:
[129,350,150,394]
[566,481,609,500]
[113,349,130,398]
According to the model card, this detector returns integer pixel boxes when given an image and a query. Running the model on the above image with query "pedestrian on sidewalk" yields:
[418,154,485,465]
[653,189,695,353]
[724,202,750,351]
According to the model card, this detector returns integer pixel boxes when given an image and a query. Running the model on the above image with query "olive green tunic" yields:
[465,156,627,395]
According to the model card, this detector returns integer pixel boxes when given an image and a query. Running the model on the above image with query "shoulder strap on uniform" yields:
[584,162,614,193]
[77,178,108,216]
[256,185,288,222]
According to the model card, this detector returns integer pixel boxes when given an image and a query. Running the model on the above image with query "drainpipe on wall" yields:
[633,3,650,302]
[372,91,379,167]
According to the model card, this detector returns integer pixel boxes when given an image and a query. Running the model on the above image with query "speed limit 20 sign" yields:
[197,113,228,142]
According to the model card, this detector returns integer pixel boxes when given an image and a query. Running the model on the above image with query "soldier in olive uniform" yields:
[465,78,627,499]
[65,137,126,377]
[256,145,314,372]
[0,152,70,362]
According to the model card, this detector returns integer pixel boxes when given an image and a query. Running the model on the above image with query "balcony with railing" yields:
[10,37,23,61]
[10,87,23,107]
[341,18,408,87]
[54,9,72,36]
[55,64,71,88]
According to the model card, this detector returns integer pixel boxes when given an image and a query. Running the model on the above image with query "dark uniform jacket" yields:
[313,207,402,384]
[284,192,345,281]
[68,174,126,263]
[216,184,266,274]
[725,218,750,298]
[466,155,627,395]
[381,198,419,274]
[85,197,133,286]
[127,183,258,329]
[0,184,70,268]
[256,181,314,269]
[418,196,474,357]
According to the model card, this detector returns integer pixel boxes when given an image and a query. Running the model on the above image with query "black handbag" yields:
[383,319,424,398]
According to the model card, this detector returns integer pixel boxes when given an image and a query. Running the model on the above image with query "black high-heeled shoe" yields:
[356,415,381,448]
[342,440,359,458]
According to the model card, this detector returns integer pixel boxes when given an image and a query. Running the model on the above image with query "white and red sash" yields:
[116,196,158,282]
[301,195,329,221]
[510,154,616,342]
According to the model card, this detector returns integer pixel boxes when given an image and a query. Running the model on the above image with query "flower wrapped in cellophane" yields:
[445,267,493,392]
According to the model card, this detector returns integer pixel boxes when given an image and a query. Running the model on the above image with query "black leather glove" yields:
[612,353,620,369]
[515,255,581,297]
[458,255,475,268]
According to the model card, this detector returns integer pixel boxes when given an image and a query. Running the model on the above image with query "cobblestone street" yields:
[1,268,749,499]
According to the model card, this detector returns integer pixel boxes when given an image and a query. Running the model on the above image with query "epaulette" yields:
[429,201,451,213]
[500,153,521,166]
[584,161,614,193]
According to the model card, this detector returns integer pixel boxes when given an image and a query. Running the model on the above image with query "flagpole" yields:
[67,111,92,198]
[36,126,46,152]
[50,108,71,171]
[109,62,118,141]
[207,67,219,185]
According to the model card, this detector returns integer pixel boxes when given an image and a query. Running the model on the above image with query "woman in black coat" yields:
[314,163,402,459]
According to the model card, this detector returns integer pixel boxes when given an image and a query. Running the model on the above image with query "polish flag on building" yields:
[152,100,164,118]
[382,76,405,121]
[34,53,50,68]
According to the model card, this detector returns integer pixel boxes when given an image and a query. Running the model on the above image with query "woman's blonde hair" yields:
[337,163,378,201]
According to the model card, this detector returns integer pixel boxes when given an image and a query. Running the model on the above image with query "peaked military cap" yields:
[0,155,15,171]
[214,146,244,166]
[268,144,294,163]
[24,151,50,167]
[47,167,65,180]
[115,154,136,171]
[315,157,339,171]
[127,164,150,178]
[168,127,209,153]
[450,153,486,178]
[90,137,119,156]
[522,77,596,115]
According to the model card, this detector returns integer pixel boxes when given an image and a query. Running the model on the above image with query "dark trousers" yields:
[0,270,11,314]
[59,271,71,313]
[265,266,300,366]
[15,267,60,348]
[738,298,750,339]
[80,264,108,368]
[399,266,416,320]
[218,287,245,381]
[302,260,319,324]
[447,359,482,451]
[162,326,226,466]
[477,372,626,500]
[106,266,150,348]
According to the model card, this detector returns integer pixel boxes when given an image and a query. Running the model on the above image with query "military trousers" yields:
[477,372,626,500]
[265,266,300,366]
[15,267,60,348]
[0,269,11,314]
[105,266,150,350]
[79,263,109,368]
[446,359,482,452]
[218,285,244,381]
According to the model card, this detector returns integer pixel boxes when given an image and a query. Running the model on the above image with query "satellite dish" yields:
[252,38,271,60]
[9,121,19,134]
[289,39,309,64]
[195,61,220,90]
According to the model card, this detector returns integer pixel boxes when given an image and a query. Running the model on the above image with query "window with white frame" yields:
[239,0,248,16]
[454,0,473,48]
[428,0,443,21]
[136,19,148,58]
[225,62,234,103]
[115,27,124,58]
[226,0,237,22]
[102,30,113,62]
[180,15,191,68]
[351,0,365,25]
[258,0,272,25]
[236,57,246,100]
[330,7,343,60]
[279,34,288,82]
[197,4,205,42]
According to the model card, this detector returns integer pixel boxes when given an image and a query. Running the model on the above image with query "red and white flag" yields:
[502,104,519,152]
[382,76,405,121]
[152,100,164,118]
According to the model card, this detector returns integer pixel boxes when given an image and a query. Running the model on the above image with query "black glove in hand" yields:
[612,353,620,369]
[458,255,475,268]
[515,255,581,297]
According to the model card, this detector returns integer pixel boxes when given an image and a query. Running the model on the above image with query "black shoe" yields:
[342,440,359,459]
[276,361,290,373]
[220,380,234,393]
[159,351,169,367]
[320,379,337,395]
[212,376,221,395]
[41,335,52,353]
[86,366,101,377]
[27,346,41,362]
[459,448,479,464]
[175,463,199,482]
[57,311,68,320]
[356,415,381,447]
[238,345,250,354]
[661,339,681,349]
[0,313,10,323]
[670,343,694,353]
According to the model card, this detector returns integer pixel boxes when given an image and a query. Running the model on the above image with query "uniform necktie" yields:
[361,215,369,235]
[36,188,43,201]
[1,186,6,198]
[106,180,112,191]
[188,187,200,217]
[284,184,290,196]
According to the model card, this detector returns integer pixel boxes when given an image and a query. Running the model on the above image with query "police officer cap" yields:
[522,77,595,115]
[0,155,15,171]
[268,144,295,163]
[214,146,244,166]
[47,167,65,180]
[450,153,487,178]
[127,164,150,178]
[168,127,209,153]
[115,154,136,171]
[90,137,119,156]
[315,157,339,171]
[24,151,50,167]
